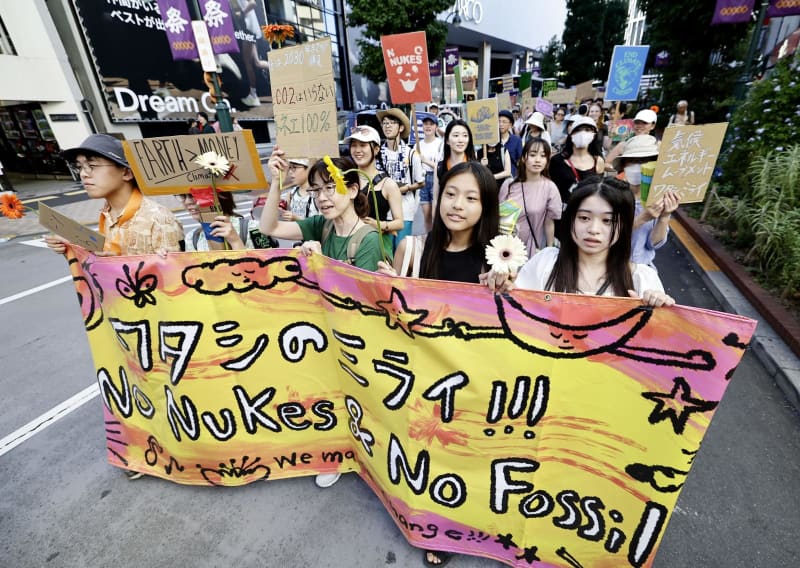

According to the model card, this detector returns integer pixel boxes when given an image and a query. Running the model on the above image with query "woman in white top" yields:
[488,177,674,307]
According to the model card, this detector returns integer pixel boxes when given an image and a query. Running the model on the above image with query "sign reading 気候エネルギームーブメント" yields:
[122,131,267,195]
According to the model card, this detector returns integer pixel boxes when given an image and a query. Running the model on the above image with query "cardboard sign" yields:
[268,37,339,160]
[575,79,594,102]
[496,92,511,111]
[466,97,499,146]
[646,123,728,205]
[381,31,433,104]
[605,45,650,101]
[535,97,554,118]
[544,88,576,105]
[122,131,267,196]
[38,203,105,251]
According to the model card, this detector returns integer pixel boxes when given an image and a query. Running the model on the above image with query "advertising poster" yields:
[72,0,273,123]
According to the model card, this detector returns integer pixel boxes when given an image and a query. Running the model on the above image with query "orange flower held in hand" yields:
[0,193,25,219]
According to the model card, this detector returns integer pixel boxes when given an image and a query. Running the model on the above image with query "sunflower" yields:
[485,234,528,274]
[323,155,348,195]
[0,193,25,219]
[193,151,231,177]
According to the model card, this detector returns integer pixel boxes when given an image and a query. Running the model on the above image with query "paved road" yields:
[1,211,799,567]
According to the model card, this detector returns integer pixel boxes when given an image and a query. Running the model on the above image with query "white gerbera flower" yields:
[485,234,528,274]
[194,151,231,177]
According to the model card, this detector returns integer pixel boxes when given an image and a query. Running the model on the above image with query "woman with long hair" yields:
[548,116,606,207]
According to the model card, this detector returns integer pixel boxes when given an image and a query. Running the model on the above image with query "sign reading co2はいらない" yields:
[268,37,338,160]
[122,131,267,195]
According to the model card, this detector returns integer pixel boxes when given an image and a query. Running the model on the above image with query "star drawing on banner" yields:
[642,376,718,435]
[375,287,428,338]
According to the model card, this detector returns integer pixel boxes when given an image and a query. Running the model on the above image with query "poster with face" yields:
[72,0,273,123]
[380,31,433,104]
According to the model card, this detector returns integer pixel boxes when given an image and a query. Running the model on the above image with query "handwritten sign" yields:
[38,203,105,251]
[466,97,499,146]
[268,37,338,160]
[66,246,755,567]
[496,92,511,111]
[647,123,728,205]
[535,97,554,118]
[122,131,267,195]
[605,45,650,102]
[544,88,577,105]
[575,79,594,102]
[381,31,433,104]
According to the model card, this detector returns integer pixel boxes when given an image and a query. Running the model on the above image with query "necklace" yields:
[332,217,361,262]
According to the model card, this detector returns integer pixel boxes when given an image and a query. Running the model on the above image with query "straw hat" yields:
[376,108,411,140]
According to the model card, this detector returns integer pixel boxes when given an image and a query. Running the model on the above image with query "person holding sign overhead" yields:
[44,134,184,261]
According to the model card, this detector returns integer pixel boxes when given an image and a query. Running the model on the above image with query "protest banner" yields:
[496,92,511,111]
[605,45,650,102]
[381,31,433,104]
[535,97,554,118]
[466,97,499,147]
[544,88,576,105]
[646,123,729,206]
[38,203,105,251]
[268,37,338,160]
[575,79,594,102]
[122,131,267,195]
[65,245,755,568]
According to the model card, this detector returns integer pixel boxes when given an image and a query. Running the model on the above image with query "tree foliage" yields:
[541,36,562,79]
[638,0,749,122]
[559,0,627,86]
[347,0,453,85]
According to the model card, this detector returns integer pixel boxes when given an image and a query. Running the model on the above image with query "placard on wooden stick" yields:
[466,97,499,147]
[268,37,338,160]
[646,123,728,206]
[122,131,267,195]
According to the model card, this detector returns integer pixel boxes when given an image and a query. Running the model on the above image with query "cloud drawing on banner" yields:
[182,256,303,295]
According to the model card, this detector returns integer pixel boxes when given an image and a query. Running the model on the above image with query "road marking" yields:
[65,190,87,196]
[19,238,49,248]
[21,195,58,204]
[0,275,72,306]
[0,384,99,458]
[670,219,720,272]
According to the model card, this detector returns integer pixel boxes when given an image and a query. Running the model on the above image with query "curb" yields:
[672,209,800,411]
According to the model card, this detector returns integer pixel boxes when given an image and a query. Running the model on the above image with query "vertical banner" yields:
[156,0,198,60]
[711,0,756,24]
[767,0,800,17]
[268,37,338,160]
[429,58,442,78]
[380,31,433,104]
[646,123,729,205]
[444,47,460,74]
[605,45,650,102]
[466,97,499,147]
[198,0,240,54]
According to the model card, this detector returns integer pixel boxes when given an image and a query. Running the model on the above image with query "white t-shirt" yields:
[515,247,665,296]
[418,137,442,173]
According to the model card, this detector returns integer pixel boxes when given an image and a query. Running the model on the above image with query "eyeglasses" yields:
[381,120,399,127]
[176,194,197,203]
[68,162,118,176]
[307,183,338,198]
[288,164,307,171]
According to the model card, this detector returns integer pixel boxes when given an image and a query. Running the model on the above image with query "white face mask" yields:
[625,163,642,186]
[572,131,595,149]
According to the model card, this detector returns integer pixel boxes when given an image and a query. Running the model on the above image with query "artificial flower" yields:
[0,192,26,219]
[485,234,528,274]
[323,155,347,195]
[193,151,231,177]
[262,24,294,48]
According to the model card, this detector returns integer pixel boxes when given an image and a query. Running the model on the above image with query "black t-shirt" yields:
[549,154,599,205]
[420,243,483,283]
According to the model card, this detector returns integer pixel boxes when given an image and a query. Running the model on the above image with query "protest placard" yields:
[268,37,338,160]
[38,203,105,251]
[496,92,511,111]
[544,88,576,105]
[66,246,755,567]
[466,97,499,147]
[122,131,267,195]
[381,31,433,104]
[575,79,594,102]
[605,45,650,101]
[646,123,728,205]
[535,97,554,118]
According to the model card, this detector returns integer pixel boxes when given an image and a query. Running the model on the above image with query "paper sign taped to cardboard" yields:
[646,123,728,205]
[38,203,105,251]
[496,92,511,111]
[466,97,499,146]
[269,37,338,160]
[122,131,267,195]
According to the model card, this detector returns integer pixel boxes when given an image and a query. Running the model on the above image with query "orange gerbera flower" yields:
[262,23,295,47]
[0,193,25,219]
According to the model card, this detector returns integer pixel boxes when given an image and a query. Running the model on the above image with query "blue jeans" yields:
[419,171,434,204]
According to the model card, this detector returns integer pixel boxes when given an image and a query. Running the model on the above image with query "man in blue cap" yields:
[498,109,522,177]
[45,133,183,259]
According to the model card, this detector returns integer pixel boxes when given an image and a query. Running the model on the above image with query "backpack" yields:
[320,219,378,265]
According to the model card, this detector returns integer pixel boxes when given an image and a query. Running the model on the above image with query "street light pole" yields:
[190,0,233,133]
[440,6,462,106]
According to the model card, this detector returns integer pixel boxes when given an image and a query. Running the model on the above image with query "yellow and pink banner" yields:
[66,246,755,567]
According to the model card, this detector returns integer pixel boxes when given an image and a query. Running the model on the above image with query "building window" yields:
[0,14,17,55]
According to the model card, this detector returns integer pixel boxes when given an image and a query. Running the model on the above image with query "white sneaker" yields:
[315,473,341,488]
[241,93,261,107]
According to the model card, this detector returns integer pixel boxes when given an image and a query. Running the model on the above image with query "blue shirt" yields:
[631,199,668,268]
[503,134,523,177]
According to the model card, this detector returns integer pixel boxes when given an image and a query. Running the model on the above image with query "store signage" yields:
[48,114,80,122]
[456,0,483,24]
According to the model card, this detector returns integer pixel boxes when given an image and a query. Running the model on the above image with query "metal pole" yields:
[734,0,769,102]
[190,0,233,132]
